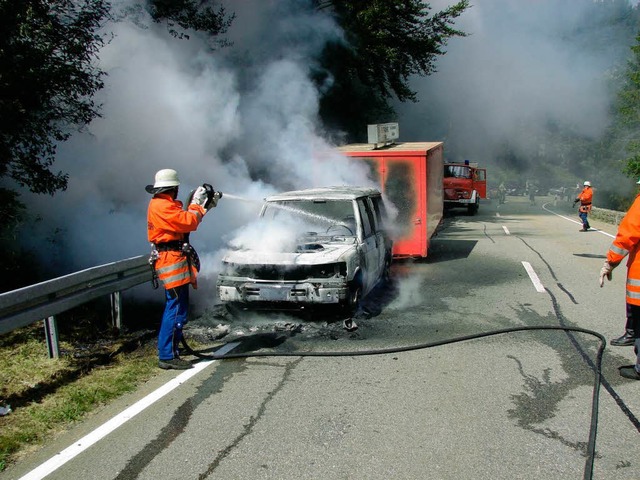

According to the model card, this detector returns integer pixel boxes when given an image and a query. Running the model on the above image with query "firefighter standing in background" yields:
[599,178,640,380]
[574,181,593,231]
[146,169,219,370]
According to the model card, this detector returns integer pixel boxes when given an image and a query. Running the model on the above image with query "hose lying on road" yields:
[182,325,606,480]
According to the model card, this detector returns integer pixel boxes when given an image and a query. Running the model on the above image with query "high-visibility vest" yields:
[147,193,205,290]
[577,187,592,213]
[606,193,640,306]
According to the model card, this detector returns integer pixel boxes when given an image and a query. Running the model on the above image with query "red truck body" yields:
[336,142,444,258]
[443,161,487,215]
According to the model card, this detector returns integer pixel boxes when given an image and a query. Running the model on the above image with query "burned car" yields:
[216,186,393,313]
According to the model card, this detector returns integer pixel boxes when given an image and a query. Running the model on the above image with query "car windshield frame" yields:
[261,199,358,234]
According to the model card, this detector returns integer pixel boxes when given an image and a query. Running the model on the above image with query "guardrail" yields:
[0,255,152,358]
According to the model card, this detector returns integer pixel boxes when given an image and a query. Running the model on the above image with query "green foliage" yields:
[315,0,469,141]
[148,0,235,46]
[0,0,111,195]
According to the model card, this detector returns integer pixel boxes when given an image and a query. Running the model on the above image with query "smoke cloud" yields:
[16,0,638,306]
[18,0,374,290]
[396,0,637,183]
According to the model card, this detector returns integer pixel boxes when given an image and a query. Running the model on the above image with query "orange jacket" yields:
[577,187,593,213]
[606,193,640,306]
[147,193,206,290]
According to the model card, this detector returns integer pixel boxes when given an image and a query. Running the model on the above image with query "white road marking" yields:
[522,261,545,293]
[19,360,214,480]
[502,226,510,235]
[496,212,501,217]
[541,202,615,238]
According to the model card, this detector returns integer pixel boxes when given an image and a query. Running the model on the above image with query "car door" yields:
[356,197,380,294]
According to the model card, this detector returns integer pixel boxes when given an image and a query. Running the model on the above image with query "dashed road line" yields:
[522,261,545,293]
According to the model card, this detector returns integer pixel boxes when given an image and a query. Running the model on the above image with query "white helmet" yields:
[153,169,180,188]
[583,181,591,187]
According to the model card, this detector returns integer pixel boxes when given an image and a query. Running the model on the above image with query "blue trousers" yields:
[579,211,590,229]
[158,285,189,361]
[627,303,640,373]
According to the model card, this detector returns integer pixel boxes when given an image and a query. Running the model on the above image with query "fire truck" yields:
[443,160,487,215]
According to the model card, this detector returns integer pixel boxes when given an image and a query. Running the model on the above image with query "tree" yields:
[615,33,640,181]
[313,0,469,141]
[148,0,234,46]
[0,1,235,198]
[0,0,111,195]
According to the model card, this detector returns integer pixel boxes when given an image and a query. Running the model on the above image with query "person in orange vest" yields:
[573,181,593,231]
[599,178,640,380]
[146,169,219,370]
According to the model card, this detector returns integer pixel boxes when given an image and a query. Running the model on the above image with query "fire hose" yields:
[181,324,606,480]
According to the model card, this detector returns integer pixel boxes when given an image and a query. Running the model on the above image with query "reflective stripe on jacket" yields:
[606,193,640,305]
[147,193,205,289]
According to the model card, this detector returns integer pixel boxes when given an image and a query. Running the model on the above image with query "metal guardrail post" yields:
[110,291,122,332]
[44,316,60,359]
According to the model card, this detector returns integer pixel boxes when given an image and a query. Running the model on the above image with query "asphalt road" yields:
[4,195,640,480]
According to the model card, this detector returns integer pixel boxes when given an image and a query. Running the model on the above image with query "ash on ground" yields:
[187,304,365,345]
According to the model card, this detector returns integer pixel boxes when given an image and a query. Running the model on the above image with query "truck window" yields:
[357,199,374,237]
[444,165,471,178]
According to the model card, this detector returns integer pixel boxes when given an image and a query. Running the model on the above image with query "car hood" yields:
[222,243,356,266]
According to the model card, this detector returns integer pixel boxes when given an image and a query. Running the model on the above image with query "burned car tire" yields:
[343,278,362,316]
[382,253,392,283]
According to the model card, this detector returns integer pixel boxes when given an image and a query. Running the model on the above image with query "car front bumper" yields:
[217,279,349,305]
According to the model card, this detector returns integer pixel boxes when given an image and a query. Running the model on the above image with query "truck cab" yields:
[443,160,487,215]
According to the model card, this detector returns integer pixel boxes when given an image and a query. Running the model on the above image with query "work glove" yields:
[191,186,208,208]
[599,261,614,287]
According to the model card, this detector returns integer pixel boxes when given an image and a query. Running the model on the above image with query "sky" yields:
[14,0,640,301]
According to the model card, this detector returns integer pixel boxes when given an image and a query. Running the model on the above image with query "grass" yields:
[0,301,162,472]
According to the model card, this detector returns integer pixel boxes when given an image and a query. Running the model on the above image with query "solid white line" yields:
[502,226,510,235]
[541,202,614,238]
[522,261,545,293]
[19,360,214,480]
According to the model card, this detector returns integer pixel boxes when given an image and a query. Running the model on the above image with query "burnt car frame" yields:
[216,186,393,313]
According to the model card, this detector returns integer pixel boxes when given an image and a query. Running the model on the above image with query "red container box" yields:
[337,142,444,258]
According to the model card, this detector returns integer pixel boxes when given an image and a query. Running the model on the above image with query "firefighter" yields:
[599,178,640,380]
[574,181,593,231]
[146,169,219,370]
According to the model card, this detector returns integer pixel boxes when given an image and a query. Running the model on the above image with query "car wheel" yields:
[381,254,392,283]
[344,279,362,316]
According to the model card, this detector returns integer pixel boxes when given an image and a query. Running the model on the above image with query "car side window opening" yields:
[370,196,386,231]
[357,198,374,237]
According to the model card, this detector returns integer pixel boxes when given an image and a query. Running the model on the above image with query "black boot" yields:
[610,330,635,347]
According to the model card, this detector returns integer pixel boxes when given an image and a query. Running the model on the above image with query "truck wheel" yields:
[468,201,479,215]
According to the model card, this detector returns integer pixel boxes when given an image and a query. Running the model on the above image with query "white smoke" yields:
[397,0,637,167]
[18,0,375,290]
